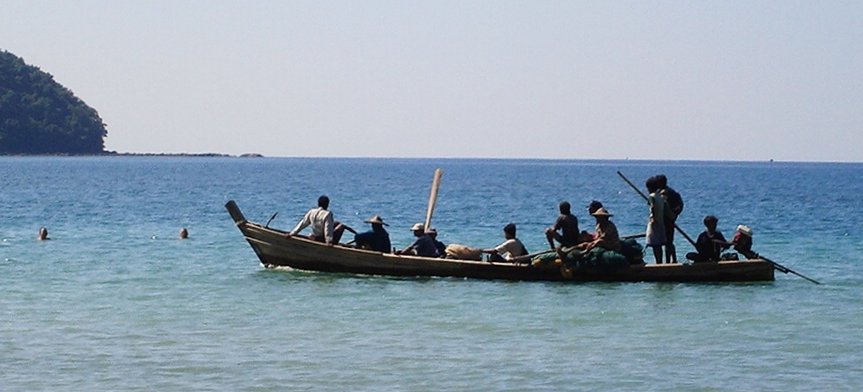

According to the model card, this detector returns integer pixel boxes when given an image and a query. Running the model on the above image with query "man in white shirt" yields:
[481,223,528,262]
[286,195,336,245]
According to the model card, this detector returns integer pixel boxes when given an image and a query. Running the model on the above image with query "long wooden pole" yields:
[616,170,697,247]
[424,168,443,230]
[760,255,822,285]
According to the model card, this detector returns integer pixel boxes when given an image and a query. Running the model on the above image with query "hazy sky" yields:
[3,1,861,161]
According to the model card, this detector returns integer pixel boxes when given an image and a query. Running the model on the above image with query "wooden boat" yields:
[226,201,775,283]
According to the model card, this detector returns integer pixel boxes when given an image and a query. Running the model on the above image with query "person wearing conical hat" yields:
[354,215,391,253]
[579,207,621,252]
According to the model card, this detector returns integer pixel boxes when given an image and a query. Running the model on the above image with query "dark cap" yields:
[587,200,603,214]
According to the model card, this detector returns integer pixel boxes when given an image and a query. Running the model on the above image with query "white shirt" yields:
[494,238,526,260]
[290,207,334,243]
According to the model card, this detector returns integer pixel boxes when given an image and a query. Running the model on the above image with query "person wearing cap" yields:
[685,215,730,263]
[578,207,621,252]
[396,223,439,257]
[482,223,528,262]
[732,225,757,259]
[286,195,354,245]
[354,215,391,253]
[544,201,581,250]
[426,228,447,257]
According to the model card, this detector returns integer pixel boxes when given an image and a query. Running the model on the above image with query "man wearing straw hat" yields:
[579,207,621,252]
[354,215,391,253]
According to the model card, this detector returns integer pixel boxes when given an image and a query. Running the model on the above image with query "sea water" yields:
[1,157,861,391]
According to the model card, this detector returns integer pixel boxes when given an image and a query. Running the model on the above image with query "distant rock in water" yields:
[0,50,108,154]
[239,153,264,158]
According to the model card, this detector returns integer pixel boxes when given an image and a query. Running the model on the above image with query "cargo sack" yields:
[444,244,482,260]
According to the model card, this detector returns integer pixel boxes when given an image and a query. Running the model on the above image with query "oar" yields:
[616,170,697,247]
[758,254,821,285]
[424,168,443,230]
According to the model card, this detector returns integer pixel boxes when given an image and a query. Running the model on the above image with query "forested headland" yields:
[0,50,107,154]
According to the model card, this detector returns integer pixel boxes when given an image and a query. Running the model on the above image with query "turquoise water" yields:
[1,157,861,391]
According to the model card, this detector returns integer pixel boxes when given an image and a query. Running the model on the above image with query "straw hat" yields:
[364,215,388,226]
[736,225,753,237]
[591,207,613,217]
[410,223,425,232]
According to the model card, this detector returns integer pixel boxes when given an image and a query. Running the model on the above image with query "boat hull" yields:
[227,201,774,283]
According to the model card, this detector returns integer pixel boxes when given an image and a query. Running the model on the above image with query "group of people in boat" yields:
[286,173,756,264]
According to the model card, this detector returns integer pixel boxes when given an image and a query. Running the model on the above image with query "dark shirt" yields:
[695,230,727,261]
[354,227,391,253]
[406,235,439,258]
[433,240,446,257]
[553,214,581,246]
[661,187,683,218]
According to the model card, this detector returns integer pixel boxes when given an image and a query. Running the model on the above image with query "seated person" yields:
[396,223,439,257]
[426,228,446,258]
[545,201,581,249]
[354,215,391,253]
[732,225,758,259]
[481,223,528,262]
[577,208,621,253]
[685,215,730,263]
[287,195,355,245]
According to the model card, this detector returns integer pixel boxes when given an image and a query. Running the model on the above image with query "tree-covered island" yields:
[0,50,107,154]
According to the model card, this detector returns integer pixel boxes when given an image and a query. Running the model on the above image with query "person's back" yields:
[290,195,335,244]
[355,226,391,253]
[546,201,580,249]
[354,215,391,252]
[427,228,446,258]
[657,174,682,264]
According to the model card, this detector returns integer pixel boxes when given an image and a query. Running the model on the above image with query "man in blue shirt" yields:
[397,223,439,257]
[354,215,391,253]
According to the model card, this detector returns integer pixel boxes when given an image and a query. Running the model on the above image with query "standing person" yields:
[656,174,683,264]
[354,215,391,253]
[685,215,730,263]
[286,195,354,245]
[645,177,668,264]
[482,223,528,262]
[544,201,581,250]
[397,223,439,257]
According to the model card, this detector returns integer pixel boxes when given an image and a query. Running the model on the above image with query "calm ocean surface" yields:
[1,157,861,391]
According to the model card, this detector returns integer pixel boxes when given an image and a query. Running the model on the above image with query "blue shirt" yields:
[354,227,391,253]
[406,235,439,258]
